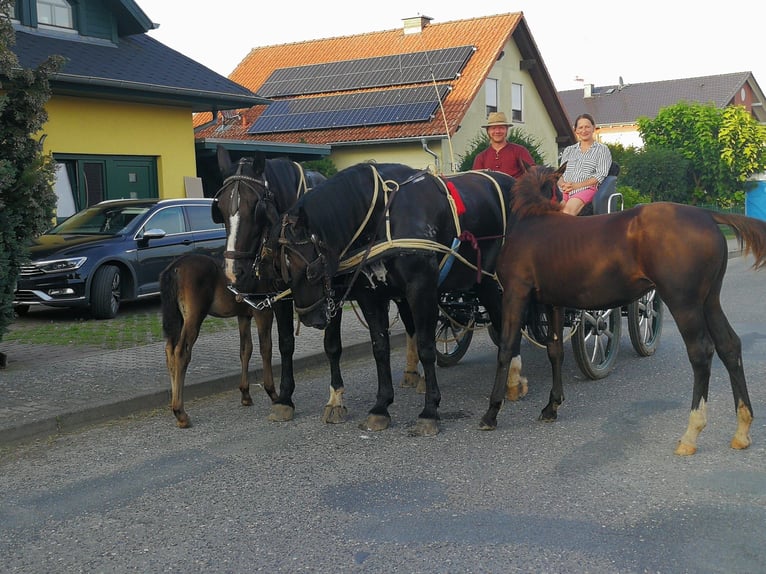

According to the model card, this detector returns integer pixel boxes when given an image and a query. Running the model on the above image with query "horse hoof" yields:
[478,417,497,431]
[506,381,528,401]
[321,405,348,424]
[241,396,254,407]
[538,411,557,423]
[674,441,697,456]
[730,436,751,450]
[410,418,439,437]
[268,404,295,422]
[173,410,190,428]
[359,414,390,431]
[400,371,423,389]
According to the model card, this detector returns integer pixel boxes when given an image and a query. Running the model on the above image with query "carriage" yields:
[434,167,665,379]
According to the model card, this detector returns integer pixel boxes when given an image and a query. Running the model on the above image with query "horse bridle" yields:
[213,158,275,275]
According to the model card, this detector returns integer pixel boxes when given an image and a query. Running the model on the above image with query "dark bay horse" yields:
[211,145,335,423]
[274,162,516,436]
[482,164,766,455]
[160,253,275,427]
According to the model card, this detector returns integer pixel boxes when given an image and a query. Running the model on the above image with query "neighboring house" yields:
[558,72,766,148]
[194,13,575,176]
[7,0,276,218]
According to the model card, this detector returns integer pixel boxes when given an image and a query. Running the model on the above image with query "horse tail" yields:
[711,212,766,270]
[159,258,184,346]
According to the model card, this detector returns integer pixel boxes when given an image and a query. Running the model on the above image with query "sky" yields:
[137,0,766,93]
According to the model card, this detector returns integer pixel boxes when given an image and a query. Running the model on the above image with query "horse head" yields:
[511,163,566,218]
[212,145,275,292]
[277,205,340,329]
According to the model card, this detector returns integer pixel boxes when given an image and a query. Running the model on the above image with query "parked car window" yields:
[144,207,185,235]
[186,205,224,232]
[48,205,152,235]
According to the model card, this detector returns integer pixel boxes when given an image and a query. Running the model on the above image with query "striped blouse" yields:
[559,141,612,185]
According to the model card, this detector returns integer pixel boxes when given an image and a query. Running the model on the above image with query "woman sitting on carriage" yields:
[557,113,612,215]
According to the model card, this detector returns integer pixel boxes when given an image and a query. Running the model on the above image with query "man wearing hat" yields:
[472,111,534,178]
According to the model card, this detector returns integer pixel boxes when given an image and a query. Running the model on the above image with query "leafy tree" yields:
[458,127,547,172]
[621,147,693,203]
[0,2,62,357]
[637,102,766,206]
[302,157,337,178]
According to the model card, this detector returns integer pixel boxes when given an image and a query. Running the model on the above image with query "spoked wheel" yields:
[571,307,621,380]
[487,323,500,347]
[627,289,663,356]
[435,311,474,367]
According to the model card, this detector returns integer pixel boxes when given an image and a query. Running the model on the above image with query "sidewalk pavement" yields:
[0,307,406,448]
[0,238,743,448]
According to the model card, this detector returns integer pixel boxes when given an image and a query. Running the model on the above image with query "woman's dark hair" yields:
[574,113,596,129]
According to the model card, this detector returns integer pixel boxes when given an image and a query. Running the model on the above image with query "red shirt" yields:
[472,142,534,178]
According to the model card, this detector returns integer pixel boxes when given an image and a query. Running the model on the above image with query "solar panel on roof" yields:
[259,46,475,97]
[248,84,452,134]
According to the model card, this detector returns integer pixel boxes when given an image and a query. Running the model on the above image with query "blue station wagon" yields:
[13,198,226,319]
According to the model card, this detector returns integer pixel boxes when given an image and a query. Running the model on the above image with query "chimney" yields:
[584,83,594,98]
[403,15,432,35]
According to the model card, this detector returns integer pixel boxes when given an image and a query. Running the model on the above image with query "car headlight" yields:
[35,257,88,273]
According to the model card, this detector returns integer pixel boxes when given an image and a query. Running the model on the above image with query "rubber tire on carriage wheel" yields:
[90,264,121,319]
[571,307,621,380]
[627,289,663,357]
[487,323,501,347]
[435,313,474,367]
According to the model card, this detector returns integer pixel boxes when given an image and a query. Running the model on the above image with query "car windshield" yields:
[47,205,153,236]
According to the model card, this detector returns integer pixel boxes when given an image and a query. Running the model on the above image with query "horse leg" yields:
[480,290,528,430]
[539,306,566,422]
[267,299,297,422]
[704,297,753,451]
[477,280,527,401]
[670,307,715,455]
[250,310,278,404]
[357,295,396,432]
[321,309,348,424]
[396,301,424,392]
[166,311,204,429]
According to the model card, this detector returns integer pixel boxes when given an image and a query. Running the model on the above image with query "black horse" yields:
[272,162,516,436]
[482,164,766,455]
[212,146,327,422]
[213,147,423,424]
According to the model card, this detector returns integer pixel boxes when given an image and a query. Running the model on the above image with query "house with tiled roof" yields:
[194,12,575,181]
[558,72,766,148]
[6,0,274,216]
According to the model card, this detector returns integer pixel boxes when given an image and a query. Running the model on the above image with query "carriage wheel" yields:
[435,312,474,367]
[571,307,621,380]
[627,289,663,357]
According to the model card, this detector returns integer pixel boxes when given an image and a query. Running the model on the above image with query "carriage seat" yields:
[580,162,621,216]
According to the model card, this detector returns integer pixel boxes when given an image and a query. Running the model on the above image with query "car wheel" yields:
[91,264,121,319]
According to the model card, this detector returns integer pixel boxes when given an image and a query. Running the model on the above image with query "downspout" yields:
[422,139,439,172]
[194,108,219,133]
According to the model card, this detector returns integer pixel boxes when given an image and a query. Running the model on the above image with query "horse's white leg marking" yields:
[224,213,240,283]
[675,398,707,456]
[505,355,528,401]
[327,386,345,408]
[731,400,753,450]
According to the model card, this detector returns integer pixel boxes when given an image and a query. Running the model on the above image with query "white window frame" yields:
[36,0,73,29]
[484,78,498,116]
[511,83,524,123]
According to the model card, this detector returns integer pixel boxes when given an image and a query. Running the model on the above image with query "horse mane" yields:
[511,165,562,219]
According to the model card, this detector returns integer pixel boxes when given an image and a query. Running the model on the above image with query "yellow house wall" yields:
[41,96,197,198]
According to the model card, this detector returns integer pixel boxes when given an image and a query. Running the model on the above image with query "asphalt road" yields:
[1,255,765,573]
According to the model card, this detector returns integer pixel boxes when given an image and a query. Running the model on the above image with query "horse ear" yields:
[520,159,534,173]
[252,153,267,177]
[217,144,232,175]
[555,162,567,178]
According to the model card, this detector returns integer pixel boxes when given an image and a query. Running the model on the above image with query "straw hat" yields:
[482,111,512,128]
